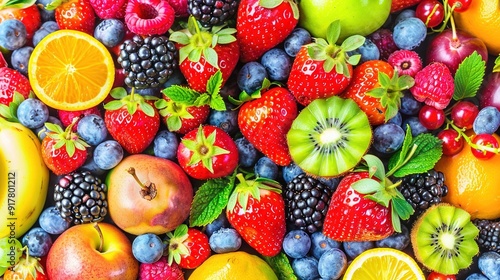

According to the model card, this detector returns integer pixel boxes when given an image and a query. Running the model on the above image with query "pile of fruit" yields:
[1,0,500,279]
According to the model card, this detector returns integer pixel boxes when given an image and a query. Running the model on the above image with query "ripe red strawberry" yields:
[104,88,160,154]
[177,125,238,180]
[89,0,127,19]
[410,62,454,110]
[0,52,7,68]
[235,85,297,166]
[0,4,41,40]
[0,67,32,106]
[287,21,365,106]
[167,224,211,270]
[139,257,184,280]
[226,174,286,257]
[391,0,423,12]
[125,0,175,36]
[236,0,298,62]
[50,0,96,34]
[170,16,239,93]
[41,121,89,175]
[341,59,414,125]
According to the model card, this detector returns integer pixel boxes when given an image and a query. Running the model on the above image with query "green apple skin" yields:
[298,0,391,41]
[45,223,139,280]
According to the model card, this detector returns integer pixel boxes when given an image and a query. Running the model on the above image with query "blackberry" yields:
[117,35,178,89]
[398,169,448,220]
[188,0,238,28]
[284,174,333,233]
[474,219,500,253]
[54,171,108,225]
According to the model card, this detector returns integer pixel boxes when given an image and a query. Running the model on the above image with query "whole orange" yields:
[434,132,500,219]
[454,0,500,55]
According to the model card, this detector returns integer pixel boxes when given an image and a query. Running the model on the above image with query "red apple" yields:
[106,154,193,235]
[46,222,139,280]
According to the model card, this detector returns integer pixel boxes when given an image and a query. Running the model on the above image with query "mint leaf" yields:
[453,51,486,100]
[262,252,298,280]
[388,125,413,172]
[162,85,199,105]
[189,173,236,227]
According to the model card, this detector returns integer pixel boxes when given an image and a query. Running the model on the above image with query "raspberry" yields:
[89,0,128,19]
[387,49,422,77]
[410,62,454,110]
[124,0,176,36]
[168,0,189,17]
[369,28,399,61]
[139,256,185,280]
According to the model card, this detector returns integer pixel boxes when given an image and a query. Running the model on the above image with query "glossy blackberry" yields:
[474,219,500,253]
[117,35,178,89]
[398,169,448,220]
[188,0,238,28]
[284,174,333,233]
[54,171,108,225]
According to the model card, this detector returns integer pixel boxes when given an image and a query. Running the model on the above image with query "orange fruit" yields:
[28,30,115,111]
[454,0,500,55]
[434,131,500,220]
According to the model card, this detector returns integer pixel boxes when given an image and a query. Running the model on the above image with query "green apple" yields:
[298,0,391,41]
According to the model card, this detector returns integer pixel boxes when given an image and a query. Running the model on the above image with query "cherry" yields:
[437,129,464,156]
[415,0,445,28]
[471,134,499,160]
[450,100,479,130]
[447,0,472,12]
[419,105,446,130]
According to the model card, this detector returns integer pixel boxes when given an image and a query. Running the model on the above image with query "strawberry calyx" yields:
[0,0,35,9]
[44,0,68,10]
[228,78,283,107]
[259,0,299,20]
[45,118,89,158]
[166,224,190,265]
[226,173,282,214]
[169,15,237,69]
[0,91,31,123]
[104,87,158,117]
[306,20,365,78]
[10,246,45,280]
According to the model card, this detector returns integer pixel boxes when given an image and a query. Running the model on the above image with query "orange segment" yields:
[28,30,115,111]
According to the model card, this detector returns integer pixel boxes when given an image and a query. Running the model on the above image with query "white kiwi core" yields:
[319,127,342,145]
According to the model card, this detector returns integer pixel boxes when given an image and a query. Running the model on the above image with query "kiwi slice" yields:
[286,96,372,178]
[411,203,479,275]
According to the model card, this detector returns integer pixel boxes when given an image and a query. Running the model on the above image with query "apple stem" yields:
[127,167,157,201]
[93,222,103,252]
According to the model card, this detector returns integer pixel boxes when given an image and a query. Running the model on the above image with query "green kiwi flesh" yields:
[411,203,479,275]
[286,96,372,178]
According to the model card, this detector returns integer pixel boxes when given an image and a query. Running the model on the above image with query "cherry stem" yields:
[93,222,103,252]
[445,118,500,154]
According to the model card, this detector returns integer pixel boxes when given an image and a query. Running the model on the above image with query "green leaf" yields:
[378,72,391,88]
[179,44,195,64]
[346,54,361,66]
[259,0,282,9]
[162,85,199,104]
[453,51,486,100]
[326,20,341,44]
[206,71,223,95]
[262,252,298,280]
[392,196,414,220]
[323,57,335,73]
[0,0,36,9]
[42,0,61,10]
[189,174,236,227]
[391,204,402,233]
[166,115,182,131]
[193,94,210,107]
[363,154,385,180]
[388,125,413,172]
[493,55,500,73]
[103,100,124,111]
[364,189,392,208]
[391,133,443,177]
[340,35,365,52]
[110,87,127,99]
[208,95,226,111]
[0,104,12,120]
[203,47,219,68]
[139,101,155,117]
[351,178,383,194]
[45,122,64,134]
[168,31,190,45]
[217,34,237,44]
[188,47,202,63]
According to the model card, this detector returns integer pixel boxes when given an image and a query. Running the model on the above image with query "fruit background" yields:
[1,0,500,279]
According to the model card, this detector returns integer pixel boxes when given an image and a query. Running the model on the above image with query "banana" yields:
[0,117,49,239]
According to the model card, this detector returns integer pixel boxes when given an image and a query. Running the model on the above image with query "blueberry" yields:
[153,130,179,160]
[11,46,33,76]
[292,256,320,280]
[473,106,500,135]
[375,224,410,250]
[283,230,311,259]
[343,241,375,259]
[35,116,63,141]
[402,116,428,137]
[209,228,242,253]
[205,212,230,237]
[356,38,380,62]
[284,28,312,57]
[0,19,27,51]
[207,105,238,136]
[310,231,342,259]
[282,162,304,184]
[237,62,268,93]
[93,140,124,170]
[317,177,340,191]
[394,9,416,25]
[254,156,279,180]
[22,227,52,258]
[77,114,108,146]
[400,91,423,116]
[33,21,59,47]
[260,48,292,82]
[372,123,405,154]
[387,112,403,126]
[36,0,56,21]
[317,248,347,280]
[17,98,50,129]
[38,206,70,235]
[132,233,165,264]
[94,19,126,48]
[465,273,490,280]
[478,251,500,280]
[234,137,258,168]
[80,151,107,176]
[393,17,427,50]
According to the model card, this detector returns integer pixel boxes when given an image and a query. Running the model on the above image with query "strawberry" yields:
[341,59,414,125]
[233,82,297,166]
[177,125,238,180]
[139,256,184,280]
[391,0,423,13]
[0,52,7,68]
[166,224,211,270]
[124,0,175,36]
[58,106,102,130]
[0,4,41,40]
[410,62,455,110]
[47,0,96,34]
[226,174,286,257]
[287,21,365,106]
[41,121,90,175]
[0,67,32,106]
[169,16,239,93]
[3,254,47,280]
[104,88,160,154]
[236,0,298,62]
[89,0,127,19]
